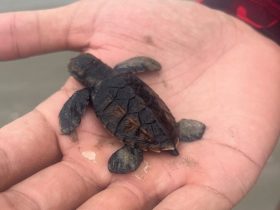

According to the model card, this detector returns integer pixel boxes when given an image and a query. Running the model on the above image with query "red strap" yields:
[198,0,280,28]
[197,0,280,44]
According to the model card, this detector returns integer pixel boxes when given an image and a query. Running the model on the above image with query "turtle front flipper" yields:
[114,56,161,74]
[59,88,90,134]
[177,119,206,142]
[108,145,144,174]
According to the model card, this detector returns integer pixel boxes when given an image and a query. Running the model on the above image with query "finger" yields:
[77,154,191,210]
[0,162,100,210]
[77,181,157,210]
[0,110,61,191]
[0,75,96,192]
[0,145,115,210]
[0,77,80,191]
[0,101,120,210]
[0,1,90,60]
[153,185,232,210]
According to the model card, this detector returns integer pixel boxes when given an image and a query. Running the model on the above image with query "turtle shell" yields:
[91,73,178,152]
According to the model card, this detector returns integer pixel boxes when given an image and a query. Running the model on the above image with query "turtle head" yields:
[68,53,112,87]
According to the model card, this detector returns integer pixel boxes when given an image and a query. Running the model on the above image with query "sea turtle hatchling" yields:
[59,53,206,174]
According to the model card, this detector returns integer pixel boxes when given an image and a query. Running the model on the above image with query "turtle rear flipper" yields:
[114,56,161,74]
[108,145,143,174]
[178,119,206,142]
[59,88,90,134]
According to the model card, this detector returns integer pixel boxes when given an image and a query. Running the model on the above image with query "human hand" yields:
[0,0,280,209]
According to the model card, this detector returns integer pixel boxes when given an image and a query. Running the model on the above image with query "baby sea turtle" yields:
[59,53,206,174]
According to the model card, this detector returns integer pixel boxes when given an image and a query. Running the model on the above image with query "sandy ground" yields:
[0,1,279,209]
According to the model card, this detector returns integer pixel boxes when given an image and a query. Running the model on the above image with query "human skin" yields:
[0,0,280,209]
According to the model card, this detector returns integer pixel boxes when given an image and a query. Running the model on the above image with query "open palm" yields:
[0,0,280,209]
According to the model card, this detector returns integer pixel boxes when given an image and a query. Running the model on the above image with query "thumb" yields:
[0,1,93,60]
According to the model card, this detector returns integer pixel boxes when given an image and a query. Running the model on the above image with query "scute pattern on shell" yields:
[91,73,178,151]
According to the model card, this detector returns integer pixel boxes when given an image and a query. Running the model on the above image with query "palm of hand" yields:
[1,1,280,209]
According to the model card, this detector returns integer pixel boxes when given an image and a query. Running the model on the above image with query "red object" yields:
[198,0,280,44]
